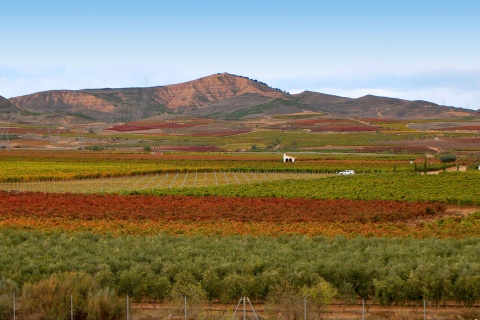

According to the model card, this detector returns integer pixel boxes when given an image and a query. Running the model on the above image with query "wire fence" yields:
[0,170,332,194]
[5,294,479,320]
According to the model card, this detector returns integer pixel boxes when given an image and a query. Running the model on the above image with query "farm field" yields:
[1,146,480,319]
[0,149,439,182]
[0,171,328,193]
[0,191,459,238]
[146,172,480,204]
[4,121,480,153]
[0,151,428,182]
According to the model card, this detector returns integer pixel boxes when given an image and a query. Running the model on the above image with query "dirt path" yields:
[377,107,391,118]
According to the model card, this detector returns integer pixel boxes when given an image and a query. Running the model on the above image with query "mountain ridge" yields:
[6,73,478,122]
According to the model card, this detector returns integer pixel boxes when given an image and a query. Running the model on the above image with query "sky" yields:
[1,0,479,109]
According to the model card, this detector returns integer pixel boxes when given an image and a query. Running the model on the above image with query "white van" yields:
[338,170,355,175]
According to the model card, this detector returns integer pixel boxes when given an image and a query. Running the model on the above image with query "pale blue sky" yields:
[1,0,479,109]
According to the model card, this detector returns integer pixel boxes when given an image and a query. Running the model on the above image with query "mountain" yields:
[293,92,475,119]
[11,73,287,122]
[9,73,478,122]
[0,95,15,113]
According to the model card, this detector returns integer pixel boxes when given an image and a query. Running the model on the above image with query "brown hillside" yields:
[11,90,116,117]
[0,95,15,112]
[295,93,476,119]
[150,72,285,110]
[8,73,478,122]
[11,73,287,121]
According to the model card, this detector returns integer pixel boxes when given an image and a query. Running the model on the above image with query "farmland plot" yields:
[0,170,328,193]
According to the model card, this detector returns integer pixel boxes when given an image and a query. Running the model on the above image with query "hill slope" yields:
[9,73,478,122]
[294,92,475,119]
[11,73,287,122]
[0,95,15,113]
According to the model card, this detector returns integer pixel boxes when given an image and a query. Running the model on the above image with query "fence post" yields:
[304,297,307,320]
[71,295,73,320]
[423,299,426,320]
[13,292,15,320]
[362,299,365,320]
[184,296,187,320]
[126,295,129,320]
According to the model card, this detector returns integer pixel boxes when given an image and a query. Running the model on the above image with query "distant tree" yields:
[439,153,457,163]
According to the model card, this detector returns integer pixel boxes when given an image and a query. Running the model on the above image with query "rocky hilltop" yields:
[9,73,478,122]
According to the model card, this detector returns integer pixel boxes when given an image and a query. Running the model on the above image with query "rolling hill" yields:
[7,73,478,122]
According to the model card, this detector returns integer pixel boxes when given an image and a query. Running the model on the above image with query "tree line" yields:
[1,230,480,308]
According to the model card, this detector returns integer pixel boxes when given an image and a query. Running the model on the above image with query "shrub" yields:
[90,145,104,151]
[265,281,303,320]
[439,153,456,163]
[0,294,13,320]
[86,288,125,320]
[22,272,125,320]
[0,278,17,320]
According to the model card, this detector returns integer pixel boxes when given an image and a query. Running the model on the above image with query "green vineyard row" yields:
[142,172,480,204]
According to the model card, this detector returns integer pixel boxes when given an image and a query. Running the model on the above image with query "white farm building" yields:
[283,153,295,162]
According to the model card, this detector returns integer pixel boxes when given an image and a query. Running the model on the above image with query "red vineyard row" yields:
[310,125,378,132]
[107,122,201,132]
[292,119,359,125]
[0,192,445,223]
[150,146,223,152]
[190,130,251,137]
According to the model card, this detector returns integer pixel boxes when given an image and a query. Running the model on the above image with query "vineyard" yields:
[0,171,327,193]
[1,191,460,238]
[0,149,448,182]
[140,172,480,205]
[1,149,480,319]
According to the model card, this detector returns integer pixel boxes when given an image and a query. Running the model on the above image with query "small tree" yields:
[439,153,456,163]
[302,279,338,318]
[169,271,208,319]
[265,281,303,320]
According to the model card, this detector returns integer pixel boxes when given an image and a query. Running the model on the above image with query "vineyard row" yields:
[0,170,329,193]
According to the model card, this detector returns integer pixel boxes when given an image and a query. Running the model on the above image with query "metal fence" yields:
[6,293,477,320]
